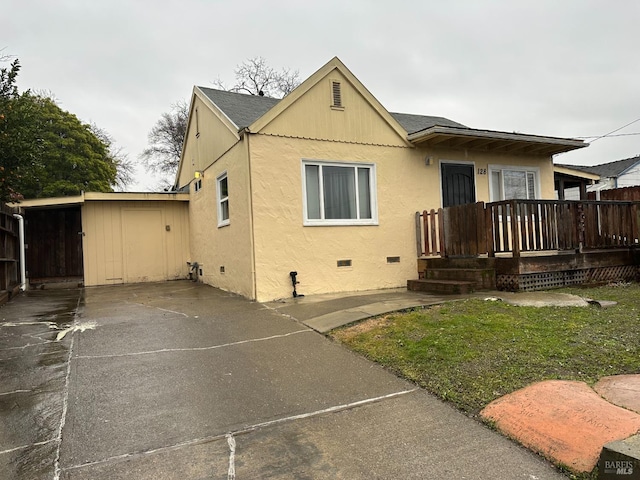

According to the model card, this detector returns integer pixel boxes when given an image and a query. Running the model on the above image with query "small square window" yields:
[217,172,229,227]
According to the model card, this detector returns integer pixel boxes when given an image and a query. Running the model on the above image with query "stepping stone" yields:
[480,380,640,473]
[594,375,640,414]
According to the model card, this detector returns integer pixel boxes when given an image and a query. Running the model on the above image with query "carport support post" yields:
[13,214,27,291]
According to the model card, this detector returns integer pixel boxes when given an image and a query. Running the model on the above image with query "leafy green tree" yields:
[0,59,41,201]
[0,58,127,200]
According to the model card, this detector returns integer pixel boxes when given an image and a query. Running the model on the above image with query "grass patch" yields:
[330,283,640,416]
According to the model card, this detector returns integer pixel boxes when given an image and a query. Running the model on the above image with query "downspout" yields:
[13,214,27,291]
[244,128,258,301]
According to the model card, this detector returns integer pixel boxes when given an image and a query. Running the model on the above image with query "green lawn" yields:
[330,283,640,416]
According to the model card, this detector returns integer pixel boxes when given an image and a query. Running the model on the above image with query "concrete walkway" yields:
[0,281,566,479]
[266,287,593,333]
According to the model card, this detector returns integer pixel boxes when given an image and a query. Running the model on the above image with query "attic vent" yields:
[331,81,342,108]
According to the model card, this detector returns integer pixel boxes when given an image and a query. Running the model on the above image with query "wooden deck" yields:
[415,200,640,291]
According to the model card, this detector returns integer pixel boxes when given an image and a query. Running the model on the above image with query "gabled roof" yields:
[188,57,587,159]
[197,87,279,130]
[196,87,469,135]
[562,155,640,178]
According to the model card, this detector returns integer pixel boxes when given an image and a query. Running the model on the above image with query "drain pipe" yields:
[13,214,27,291]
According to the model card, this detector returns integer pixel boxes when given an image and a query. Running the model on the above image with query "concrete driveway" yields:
[0,281,566,479]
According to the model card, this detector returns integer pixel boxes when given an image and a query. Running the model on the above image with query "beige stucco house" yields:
[177,57,586,302]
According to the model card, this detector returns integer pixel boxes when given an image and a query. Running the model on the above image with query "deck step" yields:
[407,279,476,295]
[425,268,496,290]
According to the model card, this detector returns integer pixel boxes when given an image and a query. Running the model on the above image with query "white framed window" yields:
[217,172,229,227]
[193,178,202,193]
[302,160,378,226]
[489,165,540,201]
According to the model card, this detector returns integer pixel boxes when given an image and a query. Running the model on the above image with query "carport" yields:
[16,192,191,287]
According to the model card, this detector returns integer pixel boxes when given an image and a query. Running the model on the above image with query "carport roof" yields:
[13,192,190,209]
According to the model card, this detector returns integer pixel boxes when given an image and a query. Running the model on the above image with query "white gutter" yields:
[13,214,27,291]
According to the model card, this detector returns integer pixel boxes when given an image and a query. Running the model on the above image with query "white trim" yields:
[488,164,541,201]
[301,159,378,226]
[216,171,230,227]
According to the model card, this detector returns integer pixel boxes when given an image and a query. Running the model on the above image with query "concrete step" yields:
[425,268,496,290]
[407,279,476,295]
[598,434,639,479]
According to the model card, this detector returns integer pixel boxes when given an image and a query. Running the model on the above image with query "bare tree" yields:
[141,58,299,181]
[213,57,300,98]
[139,100,189,175]
[90,124,134,191]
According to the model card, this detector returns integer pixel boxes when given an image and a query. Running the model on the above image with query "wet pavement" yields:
[0,281,567,479]
[0,289,81,480]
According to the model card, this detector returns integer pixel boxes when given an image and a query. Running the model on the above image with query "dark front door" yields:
[441,163,476,207]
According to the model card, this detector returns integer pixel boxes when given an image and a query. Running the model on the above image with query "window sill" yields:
[303,220,378,227]
[217,220,230,228]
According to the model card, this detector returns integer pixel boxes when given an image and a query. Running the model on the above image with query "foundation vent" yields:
[386,256,401,264]
[337,259,352,268]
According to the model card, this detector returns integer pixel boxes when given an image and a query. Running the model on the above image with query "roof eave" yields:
[553,165,601,182]
[407,126,588,156]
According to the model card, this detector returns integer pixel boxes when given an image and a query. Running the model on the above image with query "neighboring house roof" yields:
[561,155,640,179]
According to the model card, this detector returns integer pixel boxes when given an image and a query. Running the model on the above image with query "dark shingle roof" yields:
[561,155,640,178]
[198,87,280,129]
[197,87,464,134]
[389,112,466,134]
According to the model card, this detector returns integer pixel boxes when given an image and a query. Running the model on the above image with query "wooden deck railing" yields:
[416,200,640,258]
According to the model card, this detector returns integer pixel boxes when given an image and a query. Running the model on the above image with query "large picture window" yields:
[302,161,377,225]
[217,172,229,227]
[490,166,539,201]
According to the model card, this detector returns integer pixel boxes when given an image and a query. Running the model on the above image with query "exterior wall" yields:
[617,163,640,188]
[248,134,554,302]
[261,70,405,147]
[186,137,255,299]
[179,73,556,302]
[429,148,555,203]
[178,94,240,189]
[82,200,190,286]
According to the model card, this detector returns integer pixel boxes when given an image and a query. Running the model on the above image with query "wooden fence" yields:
[416,200,640,258]
[0,203,20,293]
[588,185,640,202]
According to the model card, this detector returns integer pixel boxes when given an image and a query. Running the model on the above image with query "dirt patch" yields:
[333,315,392,341]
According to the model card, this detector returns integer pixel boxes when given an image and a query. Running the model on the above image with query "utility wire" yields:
[576,132,640,140]
[588,117,640,143]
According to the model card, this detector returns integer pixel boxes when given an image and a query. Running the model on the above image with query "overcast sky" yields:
[5,0,640,191]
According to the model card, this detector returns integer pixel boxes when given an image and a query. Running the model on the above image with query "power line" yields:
[576,132,640,140]
[588,117,640,143]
